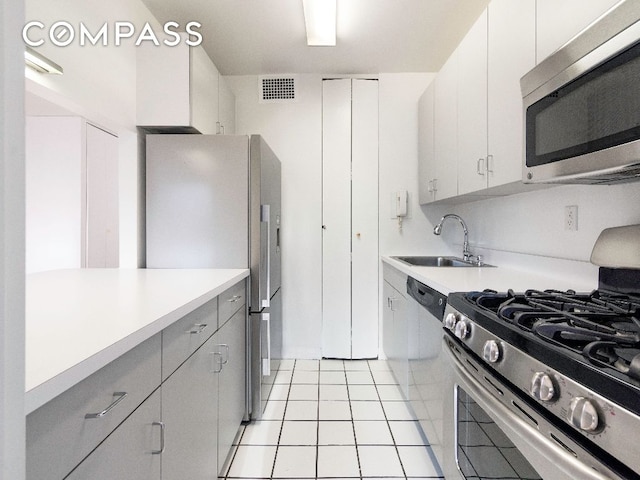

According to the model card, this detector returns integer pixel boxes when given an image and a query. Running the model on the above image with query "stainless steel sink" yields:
[391,255,494,268]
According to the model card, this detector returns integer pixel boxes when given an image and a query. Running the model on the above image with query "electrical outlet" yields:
[565,205,578,231]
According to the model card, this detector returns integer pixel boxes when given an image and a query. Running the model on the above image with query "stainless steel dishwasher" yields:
[406,276,448,471]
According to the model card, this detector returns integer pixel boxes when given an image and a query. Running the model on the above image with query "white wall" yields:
[229,73,452,359]
[24,0,158,267]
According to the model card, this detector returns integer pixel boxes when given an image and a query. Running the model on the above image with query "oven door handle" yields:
[446,344,613,480]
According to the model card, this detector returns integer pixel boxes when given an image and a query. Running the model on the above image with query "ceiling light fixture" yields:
[24,47,64,75]
[302,0,336,46]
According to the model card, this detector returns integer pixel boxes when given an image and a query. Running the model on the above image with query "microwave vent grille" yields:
[259,75,298,103]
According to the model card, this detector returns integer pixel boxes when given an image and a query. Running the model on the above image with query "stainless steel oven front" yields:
[442,336,619,480]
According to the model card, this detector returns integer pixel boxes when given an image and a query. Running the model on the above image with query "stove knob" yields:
[568,397,600,433]
[530,372,556,402]
[444,312,458,330]
[454,318,471,340]
[483,340,501,363]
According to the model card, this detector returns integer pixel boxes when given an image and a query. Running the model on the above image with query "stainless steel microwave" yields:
[521,0,640,184]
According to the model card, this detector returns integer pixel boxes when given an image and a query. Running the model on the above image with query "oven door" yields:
[442,337,618,480]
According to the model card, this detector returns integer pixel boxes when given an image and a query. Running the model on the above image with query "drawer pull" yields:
[85,392,128,419]
[228,295,242,303]
[187,323,208,334]
[152,421,165,455]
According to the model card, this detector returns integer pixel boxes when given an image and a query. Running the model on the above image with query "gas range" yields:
[444,269,640,479]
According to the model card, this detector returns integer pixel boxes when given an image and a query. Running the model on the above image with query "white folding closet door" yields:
[322,79,352,359]
[351,79,379,359]
[322,78,379,359]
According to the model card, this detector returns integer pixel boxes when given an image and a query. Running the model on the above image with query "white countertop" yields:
[25,268,249,414]
[382,255,597,296]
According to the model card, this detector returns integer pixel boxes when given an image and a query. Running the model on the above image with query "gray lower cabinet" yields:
[217,307,246,475]
[162,333,220,479]
[382,265,409,398]
[26,334,162,480]
[65,389,162,480]
[27,279,247,480]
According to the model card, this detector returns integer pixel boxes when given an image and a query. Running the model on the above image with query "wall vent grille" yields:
[259,75,298,103]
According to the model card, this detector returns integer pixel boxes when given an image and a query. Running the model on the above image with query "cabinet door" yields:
[487,0,536,188]
[66,389,161,480]
[162,334,219,479]
[190,46,220,135]
[418,83,435,204]
[383,282,407,398]
[217,308,247,475]
[457,9,488,196]
[433,52,459,201]
[536,0,620,63]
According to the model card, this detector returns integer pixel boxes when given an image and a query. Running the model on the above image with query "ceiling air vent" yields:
[259,75,298,103]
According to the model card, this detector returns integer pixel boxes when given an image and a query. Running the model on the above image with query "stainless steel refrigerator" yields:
[145,134,281,421]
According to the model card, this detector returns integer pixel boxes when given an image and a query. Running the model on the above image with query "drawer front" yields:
[26,333,161,480]
[218,280,246,328]
[162,297,217,380]
[66,389,161,480]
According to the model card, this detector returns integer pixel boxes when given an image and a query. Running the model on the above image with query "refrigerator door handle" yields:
[261,313,271,376]
[261,204,271,308]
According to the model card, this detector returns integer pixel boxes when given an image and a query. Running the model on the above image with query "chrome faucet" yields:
[433,214,473,262]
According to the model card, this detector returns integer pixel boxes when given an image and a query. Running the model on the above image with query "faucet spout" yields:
[433,214,472,261]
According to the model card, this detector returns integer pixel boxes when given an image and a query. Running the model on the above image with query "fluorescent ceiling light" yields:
[302,0,336,46]
[25,47,63,75]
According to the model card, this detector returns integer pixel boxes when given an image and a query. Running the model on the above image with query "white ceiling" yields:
[140,0,490,75]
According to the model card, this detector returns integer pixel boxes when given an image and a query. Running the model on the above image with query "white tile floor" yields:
[221,359,443,479]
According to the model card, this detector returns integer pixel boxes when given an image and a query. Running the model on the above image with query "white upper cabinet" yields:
[137,36,234,134]
[432,51,459,201]
[457,9,488,196]
[487,0,536,188]
[417,83,435,204]
[536,0,621,62]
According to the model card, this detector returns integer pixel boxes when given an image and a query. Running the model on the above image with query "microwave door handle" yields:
[261,205,271,308]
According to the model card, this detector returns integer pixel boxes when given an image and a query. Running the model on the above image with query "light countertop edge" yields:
[381,255,596,296]
[25,268,249,415]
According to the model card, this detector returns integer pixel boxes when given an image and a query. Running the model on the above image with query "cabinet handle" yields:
[487,154,494,174]
[227,295,242,303]
[216,121,221,135]
[151,421,165,455]
[187,323,208,334]
[85,392,128,419]
[211,352,223,373]
[432,178,438,193]
[218,343,230,365]
[427,180,433,193]
[477,158,485,176]
[221,125,225,135]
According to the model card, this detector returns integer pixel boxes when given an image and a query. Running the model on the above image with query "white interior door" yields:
[322,79,352,359]
[86,123,119,268]
[351,79,379,359]
[322,78,379,359]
